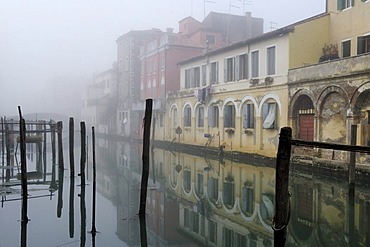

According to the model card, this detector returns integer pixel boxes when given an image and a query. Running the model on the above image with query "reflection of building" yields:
[160,149,276,245]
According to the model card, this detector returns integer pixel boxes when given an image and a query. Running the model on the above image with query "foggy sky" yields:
[0,0,325,117]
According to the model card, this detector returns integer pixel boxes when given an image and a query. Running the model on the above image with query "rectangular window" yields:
[251,50,259,78]
[206,34,216,44]
[337,0,354,10]
[236,53,248,80]
[357,35,370,55]
[242,103,254,128]
[224,105,235,128]
[208,105,219,127]
[210,62,218,84]
[194,67,200,87]
[267,46,276,75]
[224,57,235,82]
[184,106,192,127]
[342,40,351,57]
[262,102,277,129]
[201,64,207,86]
[197,107,204,127]
[185,69,191,88]
[209,221,217,244]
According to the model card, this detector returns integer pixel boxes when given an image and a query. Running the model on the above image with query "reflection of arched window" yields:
[223,176,235,208]
[195,173,204,197]
[183,170,191,193]
[223,227,233,246]
[207,177,218,203]
[241,182,254,215]
[209,220,217,244]
[208,105,219,127]
[184,105,192,127]
[224,103,236,128]
[260,193,274,223]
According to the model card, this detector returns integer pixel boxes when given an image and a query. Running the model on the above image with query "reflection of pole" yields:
[273,127,292,247]
[86,136,89,181]
[18,106,28,247]
[69,117,75,177]
[57,168,64,218]
[80,180,86,247]
[139,215,148,247]
[91,126,97,234]
[69,176,75,238]
[348,183,355,247]
[139,99,153,216]
[349,125,357,184]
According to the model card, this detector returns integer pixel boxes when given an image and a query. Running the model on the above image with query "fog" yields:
[0,0,324,117]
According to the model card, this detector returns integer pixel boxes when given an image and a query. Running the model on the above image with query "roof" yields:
[178,12,329,66]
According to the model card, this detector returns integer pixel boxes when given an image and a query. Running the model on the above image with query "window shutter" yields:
[224,58,227,82]
[215,62,219,83]
[358,36,365,54]
[209,106,214,127]
[235,56,240,81]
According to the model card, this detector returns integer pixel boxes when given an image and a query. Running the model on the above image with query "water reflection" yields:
[1,137,370,246]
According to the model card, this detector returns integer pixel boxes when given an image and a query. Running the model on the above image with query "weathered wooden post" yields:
[139,99,153,216]
[273,127,292,247]
[5,120,10,182]
[69,117,75,176]
[80,122,86,186]
[18,106,28,247]
[349,124,357,184]
[57,121,64,170]
[50,122,56,165]
[43,121,47,182]
[1,117,4,182]
[90,126,97,234]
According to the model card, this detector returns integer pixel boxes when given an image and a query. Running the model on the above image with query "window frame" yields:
[197,106,204,128]
[242,103,255,129]
[251,50,259,78]
[210,61,219,84]
[342,39,351,57]
[224,104,236,128]
[208,105,219,128]
[266,46,276,76]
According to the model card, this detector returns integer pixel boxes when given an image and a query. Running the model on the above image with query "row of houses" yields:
[82,0,370,164]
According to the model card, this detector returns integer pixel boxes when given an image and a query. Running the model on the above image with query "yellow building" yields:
[289,0,370,164]
[163,13,331,158]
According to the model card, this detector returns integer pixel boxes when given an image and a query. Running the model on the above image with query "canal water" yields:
[1,137,370,246]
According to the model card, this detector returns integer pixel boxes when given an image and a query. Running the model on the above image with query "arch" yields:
[316,85,349,116]
[350,80,370,109]
[258,93,282,117]
[222,97,238,114]
[289,89,316,117]
[182,101,194,114]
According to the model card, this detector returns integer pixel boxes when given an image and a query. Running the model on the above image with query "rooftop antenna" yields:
[240,0,253,14]
[204,0,216,19]
[270,21,278,31]
[227,0,240,44]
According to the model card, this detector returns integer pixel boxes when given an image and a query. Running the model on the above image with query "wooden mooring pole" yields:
[1,117,4,183]
[273,127,292,247]
[139,99,153,216]
[90,126,97,234]
[57,121,64,170]
[18,106,28,247]
[50,123,56,165]
[80,122,86,186]
[69,117,75,177]
[43,121,47,182]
